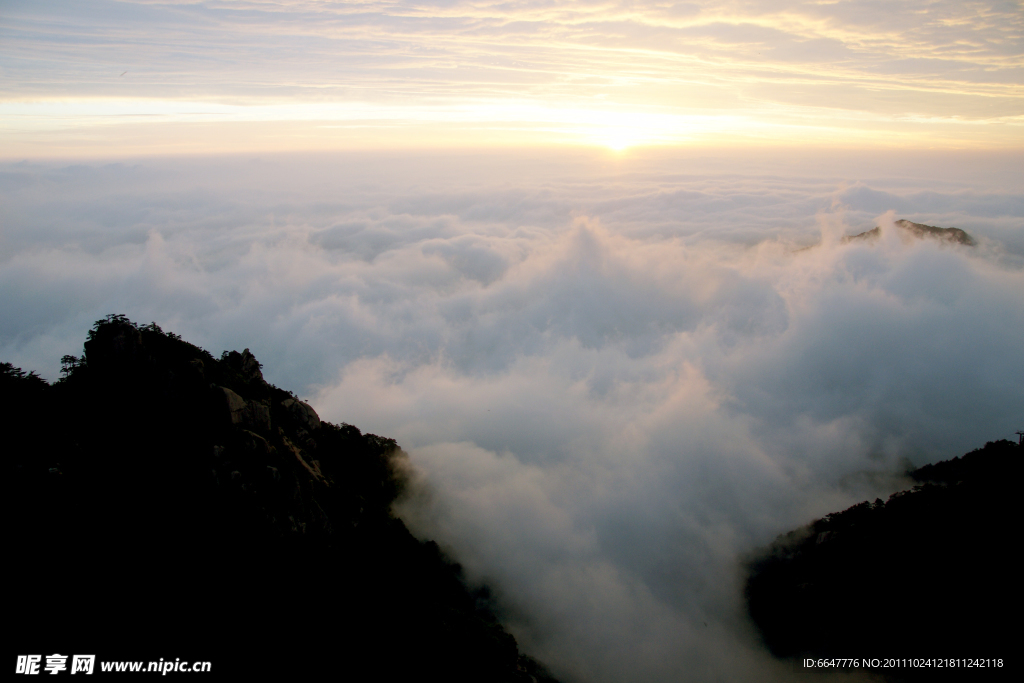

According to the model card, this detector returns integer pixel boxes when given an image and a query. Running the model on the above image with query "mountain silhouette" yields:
[745,439,1018,680]
[5,315,557,681]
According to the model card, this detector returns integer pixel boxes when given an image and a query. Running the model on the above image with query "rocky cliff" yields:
[5,315,556,681]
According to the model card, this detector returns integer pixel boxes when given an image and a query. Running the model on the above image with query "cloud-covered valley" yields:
[2,149,1022,682]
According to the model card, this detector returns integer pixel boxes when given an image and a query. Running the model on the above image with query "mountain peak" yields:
[843,219,975,246]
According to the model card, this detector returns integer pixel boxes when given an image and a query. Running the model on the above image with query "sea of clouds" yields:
[2,148,1022,682]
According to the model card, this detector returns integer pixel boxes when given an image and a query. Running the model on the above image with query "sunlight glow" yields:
[1,0,1020,157]
[13,97,1009,157]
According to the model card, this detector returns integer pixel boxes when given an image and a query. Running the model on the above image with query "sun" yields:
[572,110,672,151]
[600,129,639,151]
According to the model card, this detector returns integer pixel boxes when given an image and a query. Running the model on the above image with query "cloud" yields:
[2,1,1021,154]
[1,149,1022,681]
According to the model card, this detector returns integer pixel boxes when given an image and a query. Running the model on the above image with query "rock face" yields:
[843,219,976,246]
[281,397,321,432]
[219,385,272,431]
[222,347,265,384]
[5,315,558,683]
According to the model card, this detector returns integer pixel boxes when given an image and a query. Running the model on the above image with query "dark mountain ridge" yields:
[745,439,1019,680]
[5,315,556,681]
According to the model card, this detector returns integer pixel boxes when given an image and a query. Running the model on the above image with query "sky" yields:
[2,3,1023,683]
[2,0,1022,155]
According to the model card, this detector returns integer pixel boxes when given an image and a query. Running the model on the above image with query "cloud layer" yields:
[2,148,1022,681]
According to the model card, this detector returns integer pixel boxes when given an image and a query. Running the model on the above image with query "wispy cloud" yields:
[2,1,1021,154]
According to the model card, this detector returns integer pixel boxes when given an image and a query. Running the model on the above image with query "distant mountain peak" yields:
[843,219,975,246]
